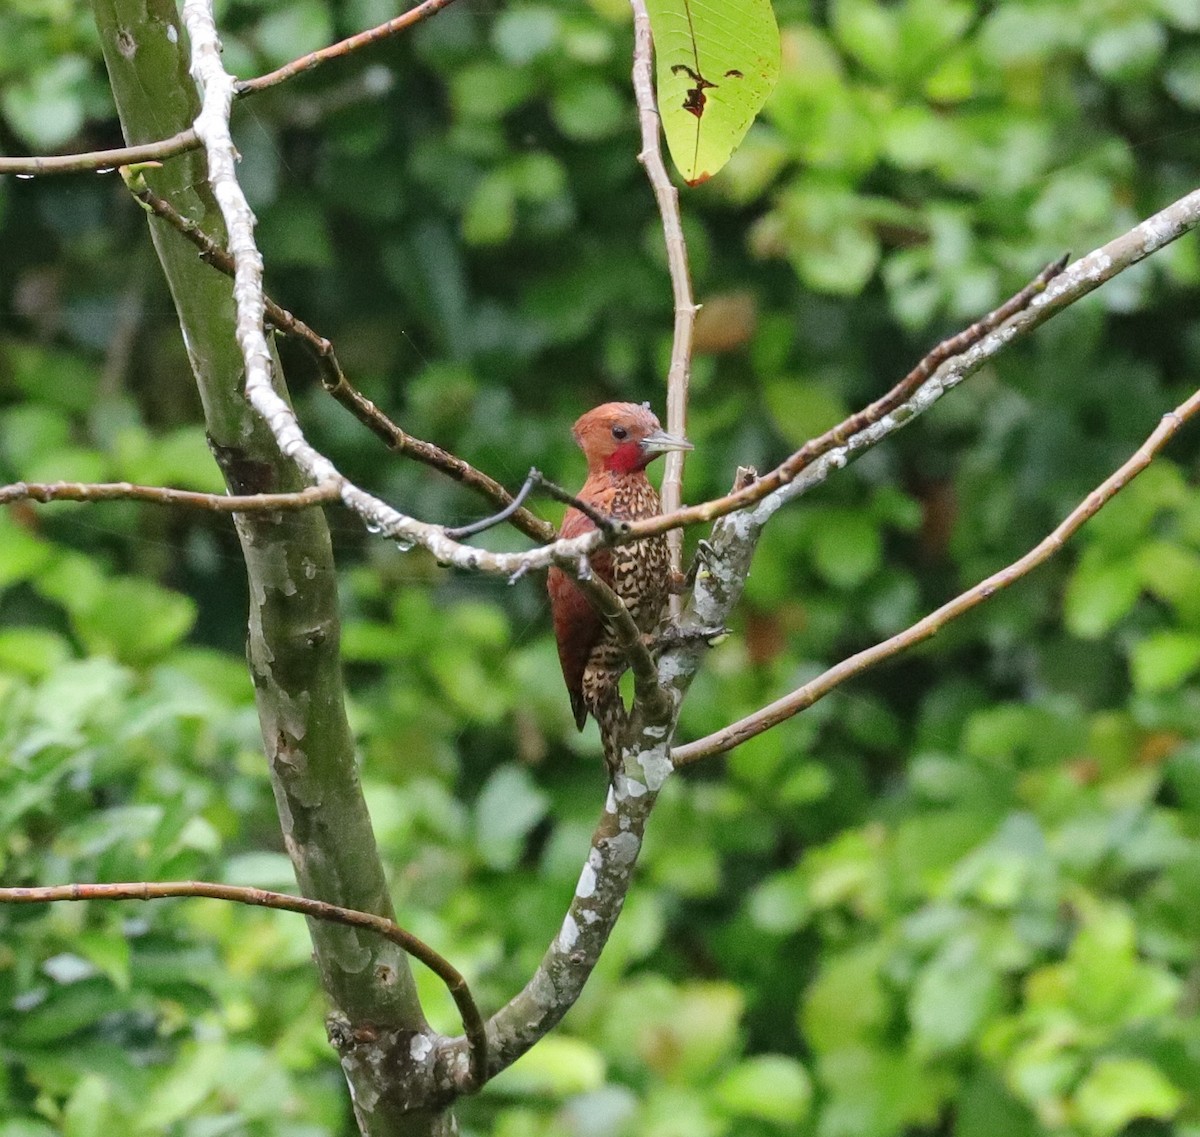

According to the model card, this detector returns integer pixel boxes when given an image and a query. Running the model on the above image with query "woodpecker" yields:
[547,402,692,782]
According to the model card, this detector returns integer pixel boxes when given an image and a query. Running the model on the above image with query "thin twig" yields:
[0,480,339,511]
[630,0,697,617]
[445,466,621,543]
[446,470,540,539]
[0,129,200,176]
[535,473,620,534]
[0,880,487,1091]
[673,387,1200,765]
[0,0,458,178]
[120,168,554,544]
[236,0,458,96]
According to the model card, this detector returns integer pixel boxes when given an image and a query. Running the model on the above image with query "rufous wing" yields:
[547,508,614,730]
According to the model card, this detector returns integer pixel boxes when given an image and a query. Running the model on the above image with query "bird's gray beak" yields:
[640,428,694,455]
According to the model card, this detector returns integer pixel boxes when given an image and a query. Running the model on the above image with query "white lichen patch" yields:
[576,861,597,899]
[608,831,641,866]
[410,1034,433,1061]
[637,744,673,791]
[619,775,648,798]
[558,913,579,952]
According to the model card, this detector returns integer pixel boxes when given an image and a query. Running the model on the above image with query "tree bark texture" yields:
[91,4,449,1132]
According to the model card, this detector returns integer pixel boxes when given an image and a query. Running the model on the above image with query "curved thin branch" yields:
[0,880,487,1091]
[444,469,605,542]
[673,387,1200,765]
[0,479,339,511]
[0,0,458,177]
[630,0,697,616]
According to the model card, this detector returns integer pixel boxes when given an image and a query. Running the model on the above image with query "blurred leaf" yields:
[714,1054,813,1124]
[463,172,516,246]
[71,577,197,666]
[496,1035,606,1097]
[762,377,849,446]
[1073,1057,1182,1137]
[135,1043,225,1132]
[550,76,626,141]
[473,765,550,869]
[909,934,1001,1054]
[2,55,88,147]
[1064,552,1141,639]
[1086,20,1166,81]
[62,1075,120,1137]
[1131,631,1200,694]
[492,7,560,64]
[810,509,882,590]
[252,1,334,69]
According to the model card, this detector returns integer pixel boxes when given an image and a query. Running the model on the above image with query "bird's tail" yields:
[592,687,628,787]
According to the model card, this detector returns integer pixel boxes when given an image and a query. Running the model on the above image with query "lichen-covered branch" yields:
[144,170,1200,580]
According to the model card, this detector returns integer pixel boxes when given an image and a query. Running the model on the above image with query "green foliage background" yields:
[2,0,1200,1134]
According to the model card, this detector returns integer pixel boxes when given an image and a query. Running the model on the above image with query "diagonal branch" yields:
[235,0,458,96]
[121,167,554,542]
[673,385,1200,765]
[435,777,659,1090]
[567,561,669,723]
[630,0,696,616]
[0,880,487,1091]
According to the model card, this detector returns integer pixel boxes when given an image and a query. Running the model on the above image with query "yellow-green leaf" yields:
[645,0,781,185]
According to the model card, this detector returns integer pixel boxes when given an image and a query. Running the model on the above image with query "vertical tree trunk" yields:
[91,3,452,1131]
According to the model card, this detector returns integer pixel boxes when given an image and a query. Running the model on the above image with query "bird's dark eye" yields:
[611,425,628,441]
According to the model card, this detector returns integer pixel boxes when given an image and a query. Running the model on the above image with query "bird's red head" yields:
[572,402,693,475]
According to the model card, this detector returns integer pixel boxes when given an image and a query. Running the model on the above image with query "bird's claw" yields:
[680,540,718,590]
[650,623,728,653]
